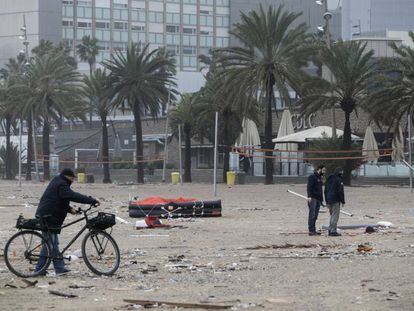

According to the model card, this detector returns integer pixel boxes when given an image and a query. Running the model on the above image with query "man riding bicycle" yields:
[35,168,100,275]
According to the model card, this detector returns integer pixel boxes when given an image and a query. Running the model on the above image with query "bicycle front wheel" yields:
[81,230,120,276]
[4,230,51,278]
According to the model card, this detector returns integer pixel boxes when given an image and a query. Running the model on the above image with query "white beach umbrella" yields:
[362,126,380,163]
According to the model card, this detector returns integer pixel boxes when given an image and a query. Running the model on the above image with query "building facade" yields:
[0,0,61,67]
[341,0,414,40]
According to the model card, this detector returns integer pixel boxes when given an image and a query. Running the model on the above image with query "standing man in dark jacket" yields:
[324,167,345,236]
[35,168,99,275]
[307,164,325,236]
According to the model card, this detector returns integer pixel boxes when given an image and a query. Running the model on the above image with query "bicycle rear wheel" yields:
[81,230,120,276]
[4,230,51,278]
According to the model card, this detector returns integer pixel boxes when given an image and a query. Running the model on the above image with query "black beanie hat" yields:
[61,168,75,177]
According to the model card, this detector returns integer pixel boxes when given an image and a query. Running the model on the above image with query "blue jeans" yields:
[35,232,65,273]
[308,198,321,233]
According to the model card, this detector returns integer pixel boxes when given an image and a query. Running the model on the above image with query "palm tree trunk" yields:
[222,114,230,183]
[25,116,33,180]
[5,115,13,180]
[101,114,111,183]
[132,104,144,183]
[184,124,192,182]
[265,77,275,184]
[341,110,352,185]
[42,118,50,180]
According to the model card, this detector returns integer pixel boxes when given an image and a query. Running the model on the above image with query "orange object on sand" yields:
[131,197,197,206]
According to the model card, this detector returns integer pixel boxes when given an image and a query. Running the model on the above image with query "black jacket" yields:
[324,173,345,204]
[35,174,97,232]
[307,171,324,202]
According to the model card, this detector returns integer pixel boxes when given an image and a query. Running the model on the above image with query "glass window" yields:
[166,34,180,44]
[131,10,145,22]
[166,45,180,56]
[183,56,197,67]
[200,15,213,26]
[149,33,164,44]
[84,7,92,18]
[216,0,229,6]
[121,9,128,20]
[183,14,196,25]
[114,22,128,30]
[216,37,229,47]
[182,35,196,46]
[183,0,196,4]
[166,25,179,33]
[216,15,229,27]
[95,7,110,19]
[95,21,110,29]
[121,31,128,41]
[113,9,121,20]
[63,6,73,17]
[200,36,213,47]
[182,46,196,55]
[200,0,213,5]
[131,24,145,31]
[166,13,180,24]
[183,27,196,34]
[113,31,121,41]
[63,28,74,39]
[131,32,146,42]
[77,21,92,28]
[148,11,163,23]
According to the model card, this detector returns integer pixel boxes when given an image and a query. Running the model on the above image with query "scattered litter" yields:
[377,221,394,228]
[116,216,131,224]
[68,284,94,289]
[21,279,38,288]
[135,216,170,229]
[266,298,291,304]
[364,215,375,219]
[365,226,376,234]
[322,224,377,230]
[246,243,323,250]
[141,265,158,274]
[357,244,373,253]
[130,234,169,237]
[48,289,78,298]
[4,283,18,289]
[368,288,381,292]
[123,299,232,309]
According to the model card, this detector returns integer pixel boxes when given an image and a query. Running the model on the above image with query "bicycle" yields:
[4,205,120,278]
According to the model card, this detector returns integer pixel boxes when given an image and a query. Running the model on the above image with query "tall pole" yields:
[213,111,218,197]
[32,109,40,181]
[322,0,337,138]
[18,120,22,187]
[409,112,413,192]
[162,91,170,182]
[178,124,183,185]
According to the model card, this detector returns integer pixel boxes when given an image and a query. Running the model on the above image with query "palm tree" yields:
[77,35,100,127]
[21,54,83,180]
[170,93,197,182]
[216,5,310,184]
[367,31,414,132]
[299,40,376,185]
[0,77,14,180]
[103,43,176,183]
[76,35,99,76]
[82,69,114,183]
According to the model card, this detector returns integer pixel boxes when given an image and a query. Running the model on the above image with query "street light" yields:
[19,15,40,183]
[316,0,337,138]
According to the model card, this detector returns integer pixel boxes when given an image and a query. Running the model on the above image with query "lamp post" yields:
[20,15,40,182]
[317,0,337,138]
[162,90,171,182]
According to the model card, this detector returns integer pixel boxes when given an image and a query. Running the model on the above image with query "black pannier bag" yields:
[88,212,116,230]
[16,215,42,230]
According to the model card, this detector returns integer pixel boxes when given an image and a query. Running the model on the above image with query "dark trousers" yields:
[308,198,321,233]
[35,232,65,273]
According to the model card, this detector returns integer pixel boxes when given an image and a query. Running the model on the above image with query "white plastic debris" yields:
[116,216,130,224]
[377,221,394,228]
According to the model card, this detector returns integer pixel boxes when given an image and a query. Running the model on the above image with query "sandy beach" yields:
[0,180,413,310]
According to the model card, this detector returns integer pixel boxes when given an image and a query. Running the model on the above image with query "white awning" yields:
[272,126,360,143]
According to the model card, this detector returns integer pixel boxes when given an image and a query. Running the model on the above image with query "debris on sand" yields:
[123,298,232,309]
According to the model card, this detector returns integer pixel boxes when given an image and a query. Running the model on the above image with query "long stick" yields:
[287,189,353,217]
[408,112,413,192]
